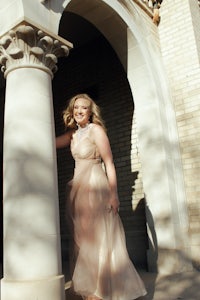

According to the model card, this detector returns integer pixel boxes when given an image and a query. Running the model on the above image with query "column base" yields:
[1,275,65,300]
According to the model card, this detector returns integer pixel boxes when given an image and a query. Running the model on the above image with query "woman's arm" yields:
[56,131,72,149]
[92,125,120,214]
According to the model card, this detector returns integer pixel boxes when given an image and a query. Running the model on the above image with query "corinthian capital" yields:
[0,23,72,77]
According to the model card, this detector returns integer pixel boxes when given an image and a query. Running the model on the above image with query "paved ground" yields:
[65,270,200,300]
[139,270,200,300]
[1,264,200,299]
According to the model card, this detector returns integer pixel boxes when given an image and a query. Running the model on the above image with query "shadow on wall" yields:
[136,198,157,299]
[117,171,149,269]
[144,198,158,273]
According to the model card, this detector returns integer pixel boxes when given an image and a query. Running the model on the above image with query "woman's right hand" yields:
[56,131,72,148]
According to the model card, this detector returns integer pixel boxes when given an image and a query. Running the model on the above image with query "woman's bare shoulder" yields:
[90,124,107,145]
[90,123,105,133]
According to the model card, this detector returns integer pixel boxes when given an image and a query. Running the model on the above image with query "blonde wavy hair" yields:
[63,93,106,131]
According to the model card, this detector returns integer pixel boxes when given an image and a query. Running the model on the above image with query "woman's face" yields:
[73,98,91,127]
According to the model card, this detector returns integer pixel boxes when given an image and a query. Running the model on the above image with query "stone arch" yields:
[54,10,148,273]
[55,0,191,274]
[56,0,153,272]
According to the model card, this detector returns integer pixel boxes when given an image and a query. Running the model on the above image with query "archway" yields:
[53,0,190,275]
[53,9,148,279]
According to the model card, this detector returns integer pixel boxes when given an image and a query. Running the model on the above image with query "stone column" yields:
[0,23,72,300]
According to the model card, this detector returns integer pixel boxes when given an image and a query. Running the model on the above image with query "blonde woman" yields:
[56,94,146,300]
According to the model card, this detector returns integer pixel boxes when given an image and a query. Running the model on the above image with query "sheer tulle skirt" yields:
[67,161,146,300]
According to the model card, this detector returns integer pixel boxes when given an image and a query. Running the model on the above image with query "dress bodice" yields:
[70,123,101,164]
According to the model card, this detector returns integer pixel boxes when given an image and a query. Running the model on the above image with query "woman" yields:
[56,94,146,300]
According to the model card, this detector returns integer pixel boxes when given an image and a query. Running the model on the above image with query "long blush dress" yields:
[67,123,147,300]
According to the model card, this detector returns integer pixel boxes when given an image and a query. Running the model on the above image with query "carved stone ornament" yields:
[0,24,70,76]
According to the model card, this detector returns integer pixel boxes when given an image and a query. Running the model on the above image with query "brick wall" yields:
[53,31,148,270]
[159,0,200,268]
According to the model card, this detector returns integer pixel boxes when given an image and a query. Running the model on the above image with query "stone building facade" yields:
[0,0,199,299]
